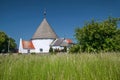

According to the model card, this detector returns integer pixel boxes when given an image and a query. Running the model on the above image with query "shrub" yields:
[69,45,80,53]
[49,47,53,53]
[63,46,67,52]
[18,53,22,55]
[31,52,36,55]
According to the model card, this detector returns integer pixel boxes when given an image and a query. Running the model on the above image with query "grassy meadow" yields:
[0,53,120,80]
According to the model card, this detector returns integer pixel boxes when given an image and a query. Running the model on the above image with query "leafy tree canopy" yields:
[0,31,17,53]
[73,17,120,53]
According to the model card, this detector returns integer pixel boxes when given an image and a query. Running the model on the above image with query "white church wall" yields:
[52,46,64,50]
[18,38,22,53]
[20,49,28,53]
[32,39,54,53]
[18,38,29,53]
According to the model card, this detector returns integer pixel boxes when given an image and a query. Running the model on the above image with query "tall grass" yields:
[0,53,120,80]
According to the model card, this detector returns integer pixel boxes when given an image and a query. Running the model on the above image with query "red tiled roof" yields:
[22,40,35,49]
[65,39,73,44]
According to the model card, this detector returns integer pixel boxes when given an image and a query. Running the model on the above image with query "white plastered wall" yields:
[31,39,54,53]
[18,38,28,53]
[52,46,64,50]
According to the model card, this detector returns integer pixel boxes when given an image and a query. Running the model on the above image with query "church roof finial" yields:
[44,8,46,18]
[32,10,58,39]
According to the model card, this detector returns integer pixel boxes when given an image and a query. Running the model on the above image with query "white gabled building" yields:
[19,11,73,53]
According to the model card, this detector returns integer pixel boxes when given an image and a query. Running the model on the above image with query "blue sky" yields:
[0,0,120,47]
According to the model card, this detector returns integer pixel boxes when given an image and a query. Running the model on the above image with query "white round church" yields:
[19,13,73,53]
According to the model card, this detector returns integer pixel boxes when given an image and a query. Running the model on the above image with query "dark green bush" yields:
[31,52,36,55]
[49,47,53,53]
[69,45,80,53]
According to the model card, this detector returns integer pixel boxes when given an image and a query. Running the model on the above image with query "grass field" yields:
[0,53,120,80]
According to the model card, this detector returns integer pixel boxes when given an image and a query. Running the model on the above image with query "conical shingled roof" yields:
[32,18,58,39]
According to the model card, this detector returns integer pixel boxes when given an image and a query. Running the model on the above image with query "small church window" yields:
[28,50,30,53]
[40,48,43,52]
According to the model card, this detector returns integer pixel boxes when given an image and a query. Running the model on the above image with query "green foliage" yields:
[18,53,22,55]
[0,31,8,53]
[49,47,57,55]
[63,46,67,52]
[69,45,80,53]
[31,52,36,55]
[74,17,120,53]
[0,32,7,45]
[0,53,120,80]
[50,51,57,55]
[0,31,17,53]
[49,46,53,53]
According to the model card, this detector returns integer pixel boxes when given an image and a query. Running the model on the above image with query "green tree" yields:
[9,37,17,52]
[74,17,120,53]
[0,31,17,53]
